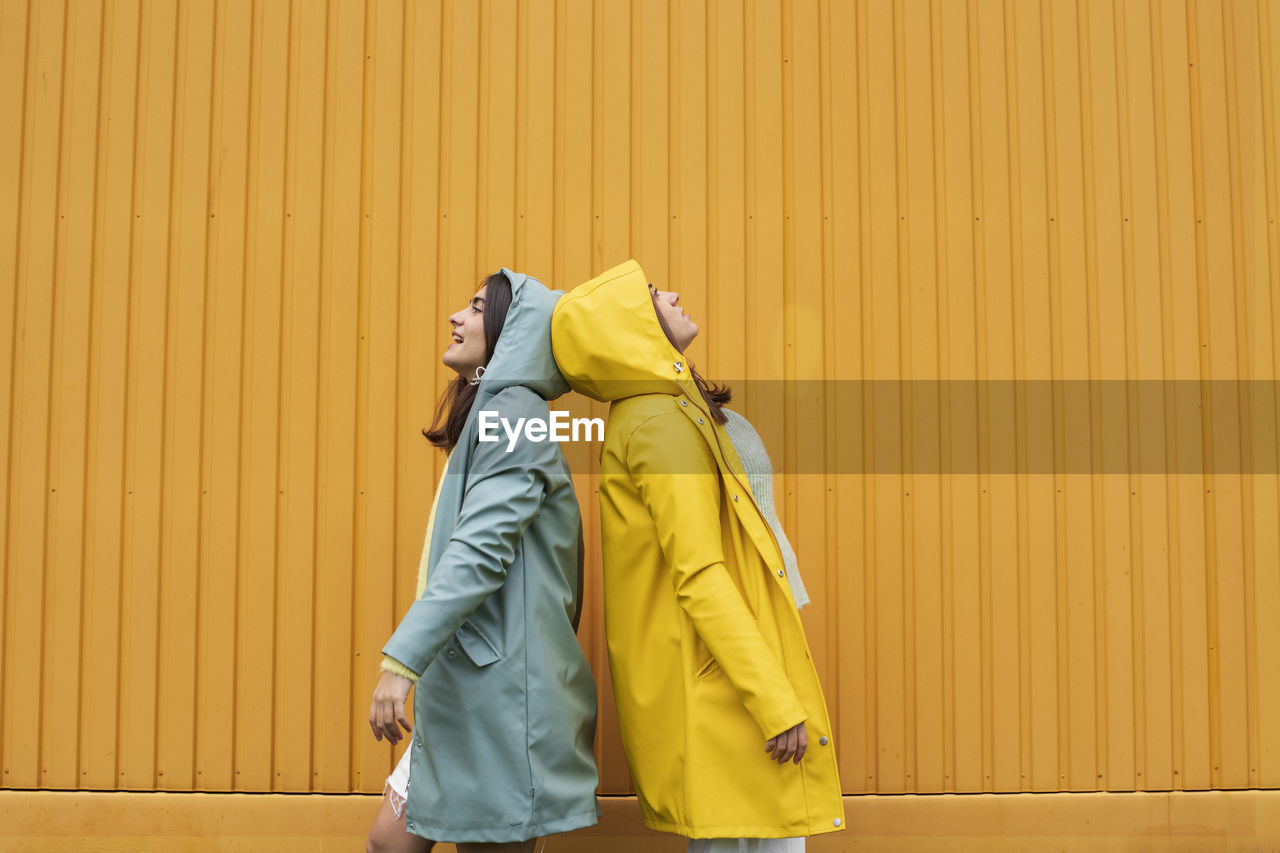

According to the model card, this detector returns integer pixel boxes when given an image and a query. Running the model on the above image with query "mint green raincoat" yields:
[381,270,599,843]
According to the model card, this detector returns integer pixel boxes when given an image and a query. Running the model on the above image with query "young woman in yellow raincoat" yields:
[551,260,845,851]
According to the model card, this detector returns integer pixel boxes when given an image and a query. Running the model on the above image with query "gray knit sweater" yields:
[722,409,811,609]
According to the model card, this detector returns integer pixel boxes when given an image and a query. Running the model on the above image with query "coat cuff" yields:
[380,655,420,683]
[759,709,809,742]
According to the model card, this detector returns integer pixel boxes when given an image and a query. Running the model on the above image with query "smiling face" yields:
[442,286,489,377]
[649,284,699,353]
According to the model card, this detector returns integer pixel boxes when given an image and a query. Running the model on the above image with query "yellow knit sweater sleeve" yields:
[380,458,449,682]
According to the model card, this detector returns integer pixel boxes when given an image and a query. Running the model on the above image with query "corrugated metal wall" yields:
[1,0,1277,799]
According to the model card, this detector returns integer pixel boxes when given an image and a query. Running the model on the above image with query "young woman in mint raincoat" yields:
[365,270,599,853]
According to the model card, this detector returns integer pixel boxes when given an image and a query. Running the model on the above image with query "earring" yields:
[469,365,486,386]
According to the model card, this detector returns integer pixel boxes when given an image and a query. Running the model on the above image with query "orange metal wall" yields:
[2,0,1278,800]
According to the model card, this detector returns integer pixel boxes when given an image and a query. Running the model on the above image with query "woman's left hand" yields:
[369,670,414,745]
[765,721,808,765]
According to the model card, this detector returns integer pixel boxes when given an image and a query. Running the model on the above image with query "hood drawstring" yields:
[469,365,486,386]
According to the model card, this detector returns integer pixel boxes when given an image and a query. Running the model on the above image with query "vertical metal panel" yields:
[1256,0,1280,793]
[1,0,1277,799]
[151,0,197,792]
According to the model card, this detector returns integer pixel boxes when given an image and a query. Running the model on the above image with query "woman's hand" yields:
[765,721,807,765]
[369,671,414,745]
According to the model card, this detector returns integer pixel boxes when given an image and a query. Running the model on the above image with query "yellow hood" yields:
[550,259,695,402]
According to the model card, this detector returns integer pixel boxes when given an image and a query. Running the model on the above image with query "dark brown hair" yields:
[424,272,515,450]
[650,288,732,424]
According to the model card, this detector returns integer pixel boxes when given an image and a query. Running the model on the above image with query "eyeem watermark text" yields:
[479,410,605,452]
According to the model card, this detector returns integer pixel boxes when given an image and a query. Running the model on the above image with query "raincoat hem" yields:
[640,816,847,839]
[404,804,600,844]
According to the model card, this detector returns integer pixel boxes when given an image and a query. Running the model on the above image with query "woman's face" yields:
[442,286,488,377]
[649,284,699,353]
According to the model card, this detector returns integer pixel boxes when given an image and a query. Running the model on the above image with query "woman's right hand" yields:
[369,670,414,745]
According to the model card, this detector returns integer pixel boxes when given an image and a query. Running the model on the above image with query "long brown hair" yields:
[650,289,732,424]
[424,273,515,450]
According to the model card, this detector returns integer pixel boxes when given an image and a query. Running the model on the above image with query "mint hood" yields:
[476,269,570,404]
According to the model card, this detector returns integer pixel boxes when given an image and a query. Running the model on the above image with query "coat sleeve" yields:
[380,389,553,677]
[627,409,807,740]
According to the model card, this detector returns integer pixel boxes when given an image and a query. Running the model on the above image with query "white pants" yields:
[687,839,805,853]
[384,743,413,817]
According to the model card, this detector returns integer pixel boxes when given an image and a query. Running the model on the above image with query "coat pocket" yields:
[455,620,501,667]
[695,656,720,680]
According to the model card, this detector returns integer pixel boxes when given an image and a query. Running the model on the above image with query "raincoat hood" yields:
[479,268,571,403]
[550,259,690,402]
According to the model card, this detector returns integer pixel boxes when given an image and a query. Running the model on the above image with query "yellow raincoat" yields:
[551,260,845,838]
